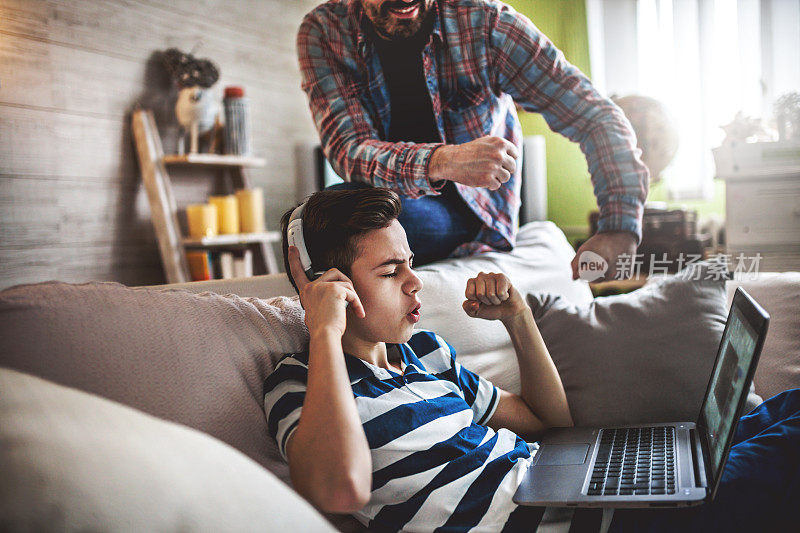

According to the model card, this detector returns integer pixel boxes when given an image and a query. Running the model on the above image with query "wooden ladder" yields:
[131,109,279,283]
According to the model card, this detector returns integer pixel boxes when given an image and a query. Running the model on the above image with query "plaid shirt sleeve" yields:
[296,14,445,199]
[487,4,649,243]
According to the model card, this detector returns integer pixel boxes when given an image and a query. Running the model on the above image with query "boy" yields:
[265,186,572,531]
[265,187,800,532]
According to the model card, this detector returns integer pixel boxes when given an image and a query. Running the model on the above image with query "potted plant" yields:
[774,91,800,142]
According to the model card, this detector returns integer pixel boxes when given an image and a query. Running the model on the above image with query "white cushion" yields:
[416,221,594,393]
[0,367,336,532]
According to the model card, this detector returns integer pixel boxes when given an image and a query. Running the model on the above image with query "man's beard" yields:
[363,0,432,40]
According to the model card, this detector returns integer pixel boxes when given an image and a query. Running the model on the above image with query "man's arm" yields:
[464,272,573,437]
[297,11,519,195]
[428,135,520,191]
[297,13,441,198]
[284,247,372,513]
[487,4,649,244]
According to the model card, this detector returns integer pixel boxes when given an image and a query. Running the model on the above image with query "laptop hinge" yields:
[690,428,708,489]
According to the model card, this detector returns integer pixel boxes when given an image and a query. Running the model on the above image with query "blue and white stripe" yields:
[264,329,535,532]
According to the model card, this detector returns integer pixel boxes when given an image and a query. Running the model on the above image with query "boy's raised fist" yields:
[462,272,527,322]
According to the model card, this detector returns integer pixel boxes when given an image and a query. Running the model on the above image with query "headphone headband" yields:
[286,202,322,281]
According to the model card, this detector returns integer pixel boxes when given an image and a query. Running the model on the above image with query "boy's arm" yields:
[492,308,573,434]
[463,272,573,437]
[284,247,372,513]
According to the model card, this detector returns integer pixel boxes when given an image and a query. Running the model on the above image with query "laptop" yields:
[513,286,769,509]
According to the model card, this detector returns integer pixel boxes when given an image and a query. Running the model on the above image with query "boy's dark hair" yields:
[280,187,402,293]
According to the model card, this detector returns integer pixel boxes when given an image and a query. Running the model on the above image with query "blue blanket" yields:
[609,388,800,532]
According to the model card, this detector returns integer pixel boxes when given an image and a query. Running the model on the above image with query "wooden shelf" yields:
[183,231,281,248]
[132,109,279,282]
[162,153,266,168]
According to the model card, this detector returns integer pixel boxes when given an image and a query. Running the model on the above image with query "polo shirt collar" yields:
[344,342,422,383]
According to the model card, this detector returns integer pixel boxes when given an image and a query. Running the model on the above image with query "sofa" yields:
[1,221,798,532]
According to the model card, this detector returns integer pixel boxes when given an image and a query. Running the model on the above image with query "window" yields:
[587,0,800,199]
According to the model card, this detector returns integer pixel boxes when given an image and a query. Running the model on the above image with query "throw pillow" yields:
[526,263,763,426]
[0,367,336,532]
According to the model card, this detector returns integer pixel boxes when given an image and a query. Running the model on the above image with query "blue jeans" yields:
[609,389,800,532]
[324,181,482,266]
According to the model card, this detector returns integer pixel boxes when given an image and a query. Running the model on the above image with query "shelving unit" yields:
[182,231,281,248]
[714,141,800,272]
[131,109,279,283]
[162,154,266,167]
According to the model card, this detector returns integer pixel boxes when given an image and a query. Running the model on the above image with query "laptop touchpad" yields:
[536,444,590,465]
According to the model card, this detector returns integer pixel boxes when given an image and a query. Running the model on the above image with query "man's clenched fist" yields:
[429,136,519,191]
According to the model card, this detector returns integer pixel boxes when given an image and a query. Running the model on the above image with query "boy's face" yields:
[346,220,423,344]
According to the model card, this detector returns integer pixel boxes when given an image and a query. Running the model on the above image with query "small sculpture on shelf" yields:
[719,111,774,147]
[162,47,220,154]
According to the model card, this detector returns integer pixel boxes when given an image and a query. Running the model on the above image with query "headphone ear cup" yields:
[287,203,317,281]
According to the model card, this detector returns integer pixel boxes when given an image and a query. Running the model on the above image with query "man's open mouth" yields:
[387,2,420,19]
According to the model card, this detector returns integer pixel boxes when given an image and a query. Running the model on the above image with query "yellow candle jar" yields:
[209,195,240,234]
[186,203,218,238]
[236,187,265,233]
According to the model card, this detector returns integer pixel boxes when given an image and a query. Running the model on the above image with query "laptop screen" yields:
[701,303,759,483]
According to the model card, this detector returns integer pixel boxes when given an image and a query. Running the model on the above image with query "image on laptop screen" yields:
[702,306,758,480]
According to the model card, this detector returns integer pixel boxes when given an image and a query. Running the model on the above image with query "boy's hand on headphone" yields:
[288,246,365,338]
[462,272,527,323]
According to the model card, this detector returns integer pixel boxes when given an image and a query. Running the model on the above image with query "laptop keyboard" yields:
[586,426,676,496]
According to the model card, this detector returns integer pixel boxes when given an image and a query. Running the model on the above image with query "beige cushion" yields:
[0,367,336,532]
[0,280,308,483]
[726,273,800,400]
[0,281,368,532]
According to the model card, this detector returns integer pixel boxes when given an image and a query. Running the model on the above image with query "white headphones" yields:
[286,202,324,281]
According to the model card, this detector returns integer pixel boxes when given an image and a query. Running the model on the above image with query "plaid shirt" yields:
[297,0,649,254]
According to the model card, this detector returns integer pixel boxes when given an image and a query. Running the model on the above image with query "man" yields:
[297,0,649,277]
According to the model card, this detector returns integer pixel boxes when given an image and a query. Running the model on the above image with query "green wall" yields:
[505,0,725,244]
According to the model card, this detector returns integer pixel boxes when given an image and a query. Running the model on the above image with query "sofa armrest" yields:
[144,273,297,299]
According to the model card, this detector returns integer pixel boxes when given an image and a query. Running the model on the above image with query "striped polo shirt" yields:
[264,329,541,532]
